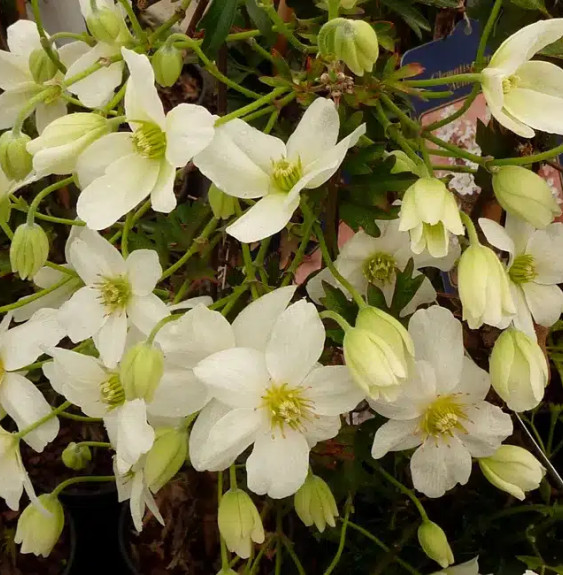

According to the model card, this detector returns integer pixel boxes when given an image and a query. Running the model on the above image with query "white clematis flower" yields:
[65,0,132,108]
[192,298,364,499]
[307,219,459,317]
[370,306,513,498]
[57,228,168,368]
[114,457,164,532]
[193,97,366,242]
[481,19,563,138]
[430,557,482,575]
[75,48,216,229]
[480,215,563,338]
[0,310,64,452]
[0,20,89,133]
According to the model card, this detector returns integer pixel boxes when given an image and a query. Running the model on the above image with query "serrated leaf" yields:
[367,284,390,311]
[198,0,238,58]
[271,49,292,80]
[390,258,425,316]
[340,202,381,237]
[319,281,358,326]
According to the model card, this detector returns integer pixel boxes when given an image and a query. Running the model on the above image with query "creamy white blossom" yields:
[430,557,482,575]
[481,19,563,137]
[371,306,513,498]
[194,97,365,242]
[307,219,459,316]
[480,215,563,338]
[75,48,215,229]
[191,296,363,498]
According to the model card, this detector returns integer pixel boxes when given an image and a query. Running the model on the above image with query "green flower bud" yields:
[479,445,545,501]
[14,494,65,557]
[152,44,184,88]
[10,223,49,280]
[208,184,235,220]
[218,488,265,559]
[343,306,414,401]
[0,195,11,224]
[294,474,338,533]
[61,442,92,471]
[86,7,123,44]
[489,328,548,412]
[0,131,33,181]
[318,18,379,76]
[28,48,58,84]
[492,166,561,229]
[417,520,454,569]
[120,343,164,403]
[144,427,188,493]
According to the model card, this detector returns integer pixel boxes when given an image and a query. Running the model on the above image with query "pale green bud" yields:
[28,48,58,84]
[417,521,454,569]
[318,18,379,76]
[0,196,11,224]
[340,0,358,7]
[387,150,427,178]
[294,474,338,533]
[343,306,414,401]
[61,442,92,471]
[14,494,64,557]
[152,44,184,88]
[208,184,235,220]
[457,244,516,329]
[492,166,561,229]
[479,445,545,501]
[218,488,265,559]
[489,328,548,412]
[144,427,188,493]
[86,7,123,44]
[0,131,33,181]
[120,343,164,403]
[10,223,49,280]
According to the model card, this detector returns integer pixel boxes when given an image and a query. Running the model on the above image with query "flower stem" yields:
[370,462,428,521]
[380,94,420,133]
[216,87,288,126]
[12,88,59,136]
[59,412,102,423]
[218,470,230,571]
[260,1,315,53]
[118,0,147,45]
[281,207,316,286]
[30,0,67,73]
[229,464,238,489]
[15,401,71,440]
[489,143,563,167]
[319,310,352,331]
[323,495,352,575]
[0,276,73,314]
[234,201,260,299]
[52,475,115,498]
[404,72,482,88]
[146,313,180,344]
[424,132,486,166]
[459,211,480,245]
[476,0,503,66]
[109,199,151,244]
[64,55,123,88]
[120,211,134,258]
[74,441,112,449]
[149,0,193,43]
[275,505,284,575]
[26,177,74,226]
[280,535,306,575]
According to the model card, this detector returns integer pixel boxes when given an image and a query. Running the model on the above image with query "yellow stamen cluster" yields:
[271,157,303,192]
[420,394,468,438]
[100,372,125,408]
[509,254,536,284]
[261,383,314,432]
[132,123,166,159]
[502,74,520,94]
[97,276,132,313]
[363,252,396,285]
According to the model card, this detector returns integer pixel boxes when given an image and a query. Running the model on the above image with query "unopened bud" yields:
[208,184,235,220]
[144,427,188,493]
[0,131,33,181]
[62,442,92,470]
[152,44,184,88]
[120,343,164,402]
[417,520,454,569]
[10,223,49,280]
[86,7,123,44]
[294,474,338,533]
[28,49,58,84]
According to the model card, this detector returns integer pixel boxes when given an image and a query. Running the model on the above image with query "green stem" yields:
[281,536,306,575]
[226,30,262,42]
[319,310,352,331]
[30,0,67,73]
[459,211,480,245]
[370,463,428,521]
[160,218,219,280]
[64,55,122,88]
[52,475,115,498]
[247,537,274,575]
[0,277,72,314]
[216,87,288,126]
[118,0,147,45]
[59,412,102,422]
[248,38,275,63]
[405,73,482,88]
[323,496,352,575]
[241,92,297,123]
[424,132,485,166]
[149,0,192,43]
[0,220,13,240]
[109,199,151,244]
[418,137,433,174]
[121,211,134,258]
[425,85,480,133]
[15,401,71,439]
[260,1,314,53]
[275,506,283,575]
[380,94,419,132]
[281,210,315,287]
[146,313,180,344]
[45,262,78,276]
[12,88,59,136]
[50,32,95,45]
[432,164,478,174]
[345,521,422,575]
[218,471,230,571]
[234,201,259,299]
[229,464,238,489]
[74,441,112,449]
[327,0,340,19]
[488,143,563,167]
[102,82,127,115]
[27,177,74,226]
[476,0,503,66]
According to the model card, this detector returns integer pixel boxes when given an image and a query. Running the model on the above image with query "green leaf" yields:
[366,284,390,312]
[379,0,431,39]
[198,0,238,58]
[509,0,550,15]
[319,281,358,325]
[390,258,425,316]
[414,0,460,6]
[340,202,381,238]
[516,556,544,570]
[245,0,276,43]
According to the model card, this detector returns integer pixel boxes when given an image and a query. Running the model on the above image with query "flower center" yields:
[271,157,303,192]
[502,74,520,94]
[420,395,467,438]
[100,372,125,408]
[261,383,314,432]
[132,123,166,159]
[97,276,132,313]
[509,254,536,284]
[363,252,396,284]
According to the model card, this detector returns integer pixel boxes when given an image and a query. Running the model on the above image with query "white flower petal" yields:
[0,373,59,452]
[115,399,155,473]
[93,311,128,368]
[410,436,472,498]
[479,218,515,255]
[302,366,364,415]
[194,348,268,408]
[35,99,68,135]
[510,283,536,340]
[246,427,310,498]
[461,401,513,457]
[304,415,341,446]
[266,300,325,386]
[505,87,563,136]
[150,160,176,213]
[371,418,423,459]
[126,293,169,335]
[453,356,491,403]
[7,20,41,58]
[165,103,216,167]
[148,369,209,418]
[77,154,160,230]
[0,87,37,129]
[57,40,91,69]
[522,282,563,327]
[58,286,106,343]
[126,249,162,295]
[527,223,563,284]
